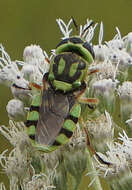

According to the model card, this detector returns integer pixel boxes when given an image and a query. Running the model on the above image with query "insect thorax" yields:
[48,52,87,92]
[48,37,94,92]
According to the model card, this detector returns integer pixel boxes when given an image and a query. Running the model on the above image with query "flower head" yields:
[87,111,114,152]
[93,131,132,190]
[118,81,132,100]
[0,120,30,150]
[6,99,27,121]
[56,18,73,39]
[22,45,49,85]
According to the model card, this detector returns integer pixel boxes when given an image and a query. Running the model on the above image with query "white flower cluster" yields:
[0,44,50,121]
[90,131,132,189]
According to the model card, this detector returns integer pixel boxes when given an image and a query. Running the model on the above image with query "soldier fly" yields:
[26,19,98,152]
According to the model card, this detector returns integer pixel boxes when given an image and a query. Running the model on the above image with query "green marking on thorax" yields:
[27,125,36,135]
[53,80,72,92]
[63,119,76,132]
[58,57,65,75]
[69,62,78,77]
[27,111,39,121]
[70,103,81,118]
[72,69,86,89]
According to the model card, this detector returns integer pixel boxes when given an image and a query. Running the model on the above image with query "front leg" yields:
[30,72,49,91]
[75,82,99,105]
[30,82,42,90]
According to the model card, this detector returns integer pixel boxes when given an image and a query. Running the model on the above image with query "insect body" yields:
[26,20,97,152]
[48,37,95,92]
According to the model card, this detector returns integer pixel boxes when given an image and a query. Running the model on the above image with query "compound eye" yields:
[83,42,95,59]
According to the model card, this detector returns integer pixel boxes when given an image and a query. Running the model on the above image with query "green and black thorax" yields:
[48,36,95,93]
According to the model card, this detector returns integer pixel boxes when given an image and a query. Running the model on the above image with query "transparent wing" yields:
[36,88,69,145]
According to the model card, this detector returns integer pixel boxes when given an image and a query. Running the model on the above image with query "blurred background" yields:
[0,0,131,188]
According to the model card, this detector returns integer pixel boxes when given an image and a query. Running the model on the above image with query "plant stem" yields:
[86,148,103,190]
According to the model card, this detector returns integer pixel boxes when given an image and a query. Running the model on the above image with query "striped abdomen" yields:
[26,88,81,152]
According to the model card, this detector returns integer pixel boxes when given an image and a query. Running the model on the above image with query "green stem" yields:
[69,174,81,190]
[86,148,103,190]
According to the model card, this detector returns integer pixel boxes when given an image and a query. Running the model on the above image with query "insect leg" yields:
[78,97,99,104]
[88,68,99,75]
[75,82,99,105]
[29,73,49,90]
[79,117,95,154]
[30,82,42,90]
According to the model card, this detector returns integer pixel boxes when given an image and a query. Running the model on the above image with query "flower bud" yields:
[11,78,32,106]
[6,99,27,121]
[87,111,114,153]
[23,44,49,74]
[23,45,45,65]
[118,82,132,123]
[91,79,116,114]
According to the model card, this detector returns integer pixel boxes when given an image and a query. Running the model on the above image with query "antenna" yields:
[81,20,94,37]
[71,17,79,31]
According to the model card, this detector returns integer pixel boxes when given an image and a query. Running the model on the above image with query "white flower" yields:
[0,60,22,86]
[24,173,56,190]
[0,45,32,103]
[23,45,47,66]
[107,48,120,64]
[90,60,117,80]
[118,82,132,122]
[80,19,97,42]
[0,120,30,150]
[22,45,49,84]
[87,111,114,152]
[21,64,43,85]
[92,78,116,94]
[0,148,28,187]
[118,81,132,99]
[11,77,32,104]
[93,22,108,62]
[106,27,124,50]
[118,131,132,163]
[6,99,27,121]
[94,142,129,178]
[56,18,73,39]
[93,44,108,62]
[123,32,132,54]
